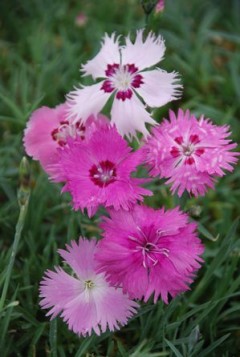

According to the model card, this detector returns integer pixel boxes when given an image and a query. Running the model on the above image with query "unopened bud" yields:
[189,205,202,218]
[141,0,158,15]
[18,157,31,207]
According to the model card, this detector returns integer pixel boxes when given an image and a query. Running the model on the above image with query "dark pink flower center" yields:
[89,160,117,187]
[101,63,144,101]
[128,226,170,269]
[170,134,205,165]
[51,120,85,146]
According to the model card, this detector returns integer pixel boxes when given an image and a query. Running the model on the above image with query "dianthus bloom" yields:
[67,30,182,138]
[40,239,138,336]
[96,205,204,303]
[23,103,107,174]
[49,125,152,216]
[143,109,239,196]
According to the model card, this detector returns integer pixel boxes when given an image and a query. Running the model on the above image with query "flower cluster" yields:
[23,29,238,337]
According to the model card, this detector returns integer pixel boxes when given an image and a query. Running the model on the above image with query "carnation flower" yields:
[67,30,182,139]
[143,109,239,196]
[95,205,204,303]
[49,125,152,216]
[40,238,138,336]
[23,103,107,174]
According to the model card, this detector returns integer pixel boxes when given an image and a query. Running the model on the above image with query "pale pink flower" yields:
[155,0,165,13]
[96,205,204,303]
[40,238,138,336]
[49,125,152,216]
[67,30,182,139]
[23,103,107,174]
[143,109,239,196]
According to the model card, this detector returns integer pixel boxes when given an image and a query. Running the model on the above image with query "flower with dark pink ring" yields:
[67,30,182,139]
[143,109,239,196]
[40,238,138,336]
[23,103,108,174]
[49,125,152,216]
[95,205,204,303]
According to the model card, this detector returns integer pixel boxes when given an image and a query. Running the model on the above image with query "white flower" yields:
[67,30,182,139]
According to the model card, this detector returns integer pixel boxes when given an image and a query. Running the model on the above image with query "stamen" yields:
[84,280,95,289]
[51,120,85,146]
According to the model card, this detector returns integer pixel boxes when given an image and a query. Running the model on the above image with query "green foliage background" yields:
[0,0,239,356]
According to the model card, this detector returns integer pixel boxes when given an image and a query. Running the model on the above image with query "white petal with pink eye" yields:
[137,69,182,107]
[81,33,121,79]
[121,30,165,71]
[111,93,156,139]
[66,82,110,123]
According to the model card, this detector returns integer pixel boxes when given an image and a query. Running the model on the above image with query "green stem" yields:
[0,200,29,313]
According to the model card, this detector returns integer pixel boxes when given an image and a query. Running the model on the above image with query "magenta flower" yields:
[67,30,182,138]
[49,125,152,216]
[143,109,239,196]
[23,103,107,174]
[40,238,138,336]
[95,205,204,303]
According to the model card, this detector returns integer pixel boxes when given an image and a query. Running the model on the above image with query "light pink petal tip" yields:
[121,30,166,70]
[66,83,110,123]
[82,33,120,79]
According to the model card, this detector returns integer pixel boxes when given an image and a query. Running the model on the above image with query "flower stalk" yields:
[0,157,30,313]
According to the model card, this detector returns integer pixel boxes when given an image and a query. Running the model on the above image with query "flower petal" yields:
[121,30,165,71]
[39,267,83,319]
[58,239,97,277]
[111,93,156,139]
[81,33,121,79]
[66,82,110,123]
[137,69,182,107]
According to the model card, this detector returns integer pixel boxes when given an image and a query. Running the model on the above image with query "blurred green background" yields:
[0,0,240,356]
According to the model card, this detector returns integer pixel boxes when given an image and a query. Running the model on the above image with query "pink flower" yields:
[49,125,152,216]
[23,103,107,174]
[155,0,165,13]
[95,205,204,303]
[143,109,239,196]
[67,30,182,139]
[39,238,138,336]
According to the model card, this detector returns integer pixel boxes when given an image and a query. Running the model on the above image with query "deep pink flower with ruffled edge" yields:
[40,238,138,336]
[95,205,204,303]
[67,30,182,139]
[49,125,152,216]
[23,103,108,174]
[143,109,239,196]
